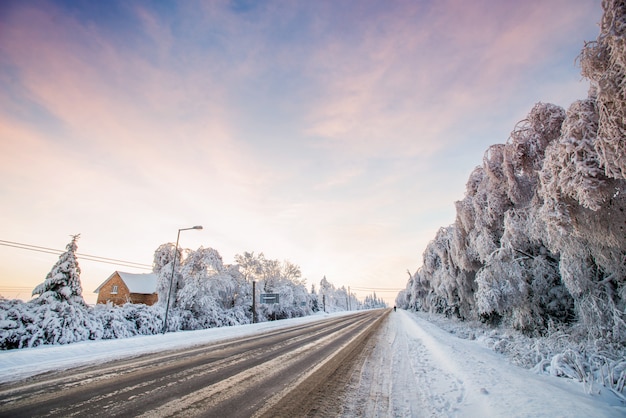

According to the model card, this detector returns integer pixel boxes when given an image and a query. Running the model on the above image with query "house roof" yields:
[94,271,158,294]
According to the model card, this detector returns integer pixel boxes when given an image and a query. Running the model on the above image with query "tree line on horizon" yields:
[0,235,385,350]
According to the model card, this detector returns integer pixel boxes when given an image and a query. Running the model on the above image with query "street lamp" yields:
[162,225,203,333]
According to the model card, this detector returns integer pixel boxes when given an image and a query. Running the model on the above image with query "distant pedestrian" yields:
[393,306,396,312]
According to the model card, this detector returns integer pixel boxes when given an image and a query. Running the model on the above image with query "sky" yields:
[0,0,603,305]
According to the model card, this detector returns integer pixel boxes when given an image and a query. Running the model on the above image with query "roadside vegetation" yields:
[397,0,626,399]
[0,235,384,350]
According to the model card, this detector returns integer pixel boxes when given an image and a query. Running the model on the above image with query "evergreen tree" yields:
[32,234,86,306]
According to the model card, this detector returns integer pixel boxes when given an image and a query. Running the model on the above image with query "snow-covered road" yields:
[0,309,624,417]
[0,311,384,417]
[342,310,624,417]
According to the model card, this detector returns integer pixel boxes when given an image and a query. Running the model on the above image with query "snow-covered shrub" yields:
[254,259,311,320]
[91,303,138,339]
[90,303,163,339]
[121,303,163,335]
[0,298,96,349]
[156,246,247,330]
[0,297,33,349]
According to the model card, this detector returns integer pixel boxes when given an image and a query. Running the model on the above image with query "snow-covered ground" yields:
[0,309,624,417]
[344,310,625,417]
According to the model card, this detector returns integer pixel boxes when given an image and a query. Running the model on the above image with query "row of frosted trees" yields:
[0,236,374,349]
[155,246,381,329]
[153,245,312,329]
[397,0,626,345]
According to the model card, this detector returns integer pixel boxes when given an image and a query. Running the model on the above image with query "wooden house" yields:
[94,271,158,306]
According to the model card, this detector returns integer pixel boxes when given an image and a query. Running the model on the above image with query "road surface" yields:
[0,309,387,417]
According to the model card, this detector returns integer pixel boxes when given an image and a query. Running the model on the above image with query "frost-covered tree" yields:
[310,283,320,312]
[539,98,605,212]
[175,247,250,329]
[400,0,626,344]
[235,251,264,283]
[32,234,86,306]
[255,257,309,320]
[0,235,102,348]
[152,243,183,311]
[580,0,626,180]
[177,247,224,312]
[235,252,313,321]
[362,293,387,309]
[317,276,357,313]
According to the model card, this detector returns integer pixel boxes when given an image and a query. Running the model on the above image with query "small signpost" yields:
[260,293,280,304]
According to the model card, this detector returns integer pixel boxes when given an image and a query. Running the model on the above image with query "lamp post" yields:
[162,225,203,333]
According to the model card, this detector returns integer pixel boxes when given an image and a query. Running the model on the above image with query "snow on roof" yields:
[117,272,158,294]
[94,271,157,294]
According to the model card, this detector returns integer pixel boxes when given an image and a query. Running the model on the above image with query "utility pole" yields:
[252,280,257,324]
[163,225,202,334]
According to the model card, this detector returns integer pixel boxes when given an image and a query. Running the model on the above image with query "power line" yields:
[0,286,33,291]
[349,286,404,290]
[349,286,403,293]
[0,240,152,270]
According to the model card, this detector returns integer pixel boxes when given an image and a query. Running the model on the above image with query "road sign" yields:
[260,293,280,304]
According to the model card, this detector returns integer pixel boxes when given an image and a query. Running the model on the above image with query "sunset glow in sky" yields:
[0,0,602,304]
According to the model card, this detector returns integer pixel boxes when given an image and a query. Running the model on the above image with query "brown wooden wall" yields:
[129,292,158,305]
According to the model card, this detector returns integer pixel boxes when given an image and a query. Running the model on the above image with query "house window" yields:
[111,285,118,294]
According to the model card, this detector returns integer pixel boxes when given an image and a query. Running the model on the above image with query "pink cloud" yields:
[0,2,280,195]
[303,0,598,159]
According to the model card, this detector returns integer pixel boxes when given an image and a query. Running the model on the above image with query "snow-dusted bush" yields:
[90,303,163,339]
[0,296,96,349]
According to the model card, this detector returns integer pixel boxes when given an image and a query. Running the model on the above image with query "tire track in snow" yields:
[0,311,385,417]
[340,310,493,417]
